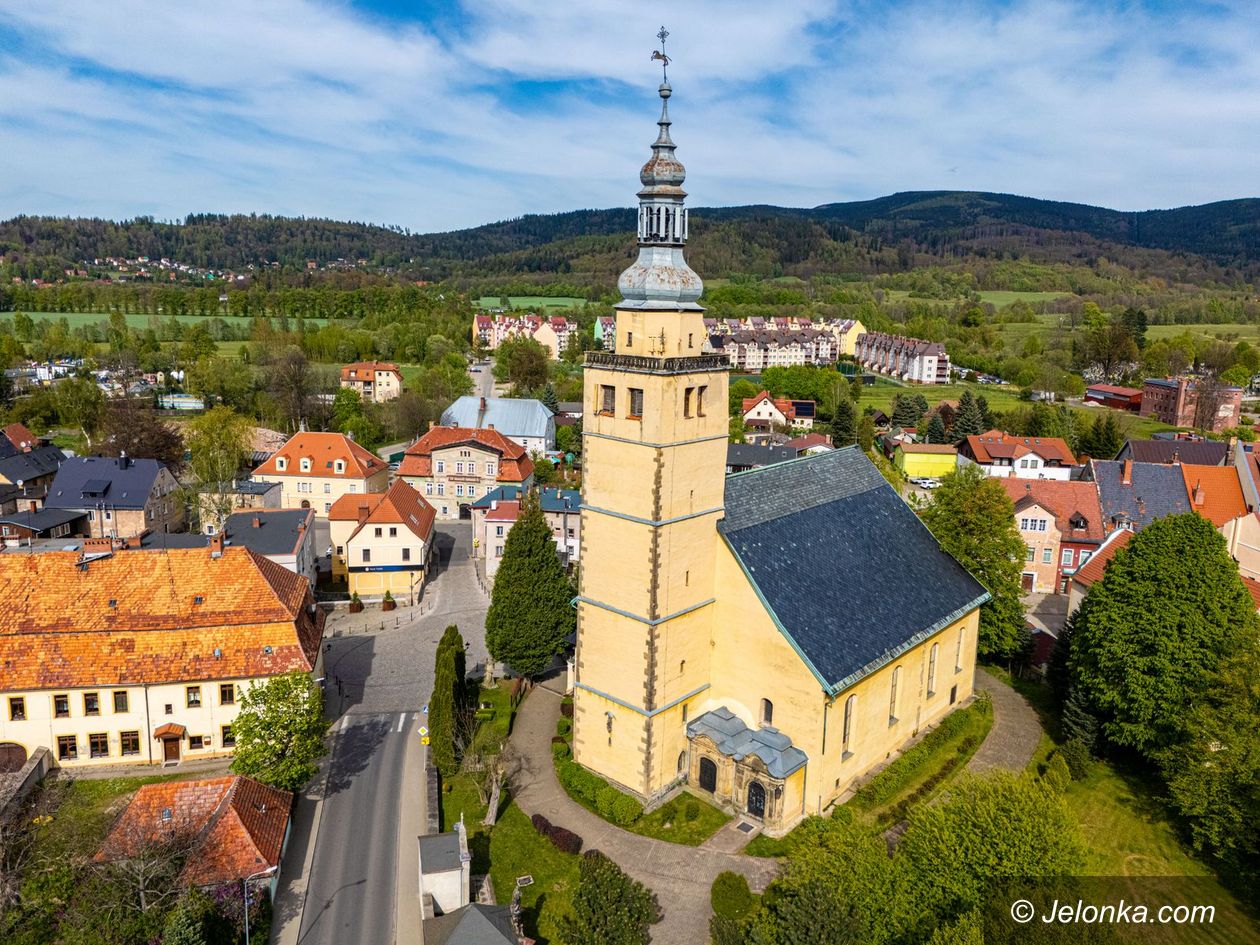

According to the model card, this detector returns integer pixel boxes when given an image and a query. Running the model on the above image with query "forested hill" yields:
[5,190,1260,281]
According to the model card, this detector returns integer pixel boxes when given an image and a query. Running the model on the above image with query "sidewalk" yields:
[967,670,1043,774]
[509,687,778,945]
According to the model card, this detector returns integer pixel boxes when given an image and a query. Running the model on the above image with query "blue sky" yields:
[1,1,1258,232]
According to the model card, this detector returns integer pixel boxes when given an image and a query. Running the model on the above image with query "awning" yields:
[153,723,186,739]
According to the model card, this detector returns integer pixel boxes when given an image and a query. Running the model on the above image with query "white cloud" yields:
[0,0,1258,230]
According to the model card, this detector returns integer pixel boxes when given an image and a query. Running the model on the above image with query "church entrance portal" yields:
[698,757,717,793]
[747,781,766,818]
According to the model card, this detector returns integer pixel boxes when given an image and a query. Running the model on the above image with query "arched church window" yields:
[760,699,773,726]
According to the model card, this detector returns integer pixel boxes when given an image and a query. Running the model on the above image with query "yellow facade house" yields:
[572,77,988,835]
[328,479,437,601]
[0,544,324,771]
[893,443,959,479]
[252,431,390,516]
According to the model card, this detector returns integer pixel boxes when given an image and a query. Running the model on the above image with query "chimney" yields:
[478,396,487,428]
[209,533,224,558]
[357,503,370,525]
[1171,449,1180,465]
[1193,480,1205,507]
[252,515,262,528]
[428,420,437,430]
[486,423,494,431]
[1136,497,1146,516]
[1121,460,1133,486]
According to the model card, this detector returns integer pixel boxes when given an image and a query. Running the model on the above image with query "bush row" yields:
[556,760,643,825]
[872,733,981,827]
[530,812,583,855]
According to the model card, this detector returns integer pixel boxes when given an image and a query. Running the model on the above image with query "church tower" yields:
[573,46,730,800]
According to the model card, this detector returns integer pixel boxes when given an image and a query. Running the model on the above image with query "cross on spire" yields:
[651,25,670,82]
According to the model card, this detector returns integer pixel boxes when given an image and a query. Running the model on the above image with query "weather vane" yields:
[651,25,670,82]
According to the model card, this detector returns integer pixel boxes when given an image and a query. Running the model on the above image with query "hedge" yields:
[611,793,643,826]
[530,811,583,855]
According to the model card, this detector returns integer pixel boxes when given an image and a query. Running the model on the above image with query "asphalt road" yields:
[287,523,489,945]
[469,362,493,399]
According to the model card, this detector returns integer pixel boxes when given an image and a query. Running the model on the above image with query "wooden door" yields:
[747,781,766,819]
[1020,572,1035,593]
[698,757,717,793]
[0,743,26,773]
[163,738,181,763]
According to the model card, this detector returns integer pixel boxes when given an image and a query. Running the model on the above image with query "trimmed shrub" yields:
[684,799,701,822]
[561,700,575,718]
[596,785,620,819]
[551,740,570,761]
[612,793,643,826]
[547,824,583,855]
[531,812,552,835]
[1039,752,1072,795]
[1059,737,1094,781]
[711,871,755,921]
[559,761,607,804]
[556,717,572,737]
[710,914,745,945]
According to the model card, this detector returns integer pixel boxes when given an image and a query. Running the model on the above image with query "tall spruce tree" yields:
[540,383,560,414]
[831,398,856,446]
[975,394,994,430]
[952,390,985,436]
[919,464,1027,658]
[560,850,661,945]
[486,490,576,677]
[428,624,466,777]
[1069,513,1260,756]
[924,413,947,444]
[891,395,922,429]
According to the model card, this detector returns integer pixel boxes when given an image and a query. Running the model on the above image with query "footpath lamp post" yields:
[243,865,278,945]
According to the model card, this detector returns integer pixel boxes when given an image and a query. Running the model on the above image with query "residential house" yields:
[1084,384,1143,412]
[1181,464,1247,528]
[440,396,556,453]
[854,332,950,384]
[44,455,184,538]
[1067,528,1133,615]
[1115,437,1228,466]
[593,315,616,350]
[708,328,837,371]
[1084,459,1190,531]
[0,423,65,501]
[999,480,1106,594]
[785,432,833,456]
[397,426,534,520]
[471,485,581,575]
[141,508,319,587]
[742,391,803,431]
[339,361,404,403]
[959,430,1076,480]
[97,775,292,894]
[251,431,390,516]
[197,478,283,530]
[0,545,324,770]
[725,443,797,473]
[1140,377,1243,432]
[419,822,520,944]
[893,443,958,480]
[0,508,87,545]
[328,480,437,599]
[471,312,577,359]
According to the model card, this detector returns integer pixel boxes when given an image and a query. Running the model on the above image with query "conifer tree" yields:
[428,624,465,777]
[560,850,660,945]
[831,397,856,446]
[952,390,985,437]
[975,393,994,429]
[856,415,876,453]
[486,490,575,677]
[540,383,560,414]
[924,413,947,444]
[891,395,922,429]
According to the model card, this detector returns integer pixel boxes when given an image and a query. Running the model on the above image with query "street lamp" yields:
[242,865,278,945]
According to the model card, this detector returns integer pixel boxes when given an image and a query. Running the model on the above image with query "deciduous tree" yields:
[187,406,252,532]
[56,374,104,446]
[919,464,1026,658]
[97,397,185,470]
[485,491,575,677]
[230,671,329,792]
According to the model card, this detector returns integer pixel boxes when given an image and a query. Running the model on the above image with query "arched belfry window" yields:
[760,699,773,726]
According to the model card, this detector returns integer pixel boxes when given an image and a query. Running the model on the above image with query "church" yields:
[571,69,989,834]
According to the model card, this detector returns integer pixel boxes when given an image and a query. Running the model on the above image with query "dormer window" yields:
[334,460,345,474]
[276,457,287,471]
[300,458,312,473]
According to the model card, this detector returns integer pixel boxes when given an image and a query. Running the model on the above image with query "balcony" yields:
[585,351,729,375]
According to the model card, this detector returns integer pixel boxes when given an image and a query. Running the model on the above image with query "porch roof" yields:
[687,706,807,779]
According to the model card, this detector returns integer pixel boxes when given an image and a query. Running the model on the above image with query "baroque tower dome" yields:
[616,79,704,311]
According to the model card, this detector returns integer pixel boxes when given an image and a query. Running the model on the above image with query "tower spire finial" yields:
[651,25,670,83]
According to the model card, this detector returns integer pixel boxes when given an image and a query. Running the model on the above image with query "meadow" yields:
[1,310,329,330]
[475,296,587,310]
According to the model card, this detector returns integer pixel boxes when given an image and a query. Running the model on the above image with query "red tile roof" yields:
[999,479,1105,542]
[785,433,832,451]
[3,422,37,451]
[97,775,292,887]
[484,500,521,522]
[396,426,533,482]
[339,360,402,382]
[252,432,386,480]
[0,546,322,690]
[1244,577,1260,612]
[328,479,436,543]
[1181,464,1247,527]
[1072,528,1133,589]
[741,390,795,421]
[965,430,1075,466]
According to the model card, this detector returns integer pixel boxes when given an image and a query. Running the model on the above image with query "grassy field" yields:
[3,310,328,328]
[488,802,580,944]
[475,296,587,310]
[881,289,1072,307]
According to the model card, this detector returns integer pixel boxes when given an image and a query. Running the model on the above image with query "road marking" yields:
[340,715,350,733]
[398,712,407,732]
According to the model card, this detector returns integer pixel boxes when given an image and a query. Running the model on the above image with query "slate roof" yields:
[424,904,518,945]
[719,447,989,693]
[441,396,555,440]
[1116,438,1228,466]
[0,508,87,533]
[140,509,314,557]
[1089,460,1191,529]
[470,485,581,513]
[726,443,797,469]
[45,455,165,510]
[686,706,807,778]
[0,443,65,484]
[97,775,292,887]
[419,832,464,873]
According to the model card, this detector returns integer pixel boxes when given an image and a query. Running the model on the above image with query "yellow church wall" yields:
[615,309,709,359]
[707,538,981,822]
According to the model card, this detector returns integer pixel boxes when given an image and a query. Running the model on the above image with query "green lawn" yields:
[475,296,587,311]
[881,289,1072,307]
[4,310,328,329]
[488,802,580,945]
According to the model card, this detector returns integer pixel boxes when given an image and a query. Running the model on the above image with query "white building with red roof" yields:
[959,429,1077,480]
[251,431,390,516]
[339,361,403,403]
[470,312,578,360]
[397,425,534,519]
[328,480,437,600]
